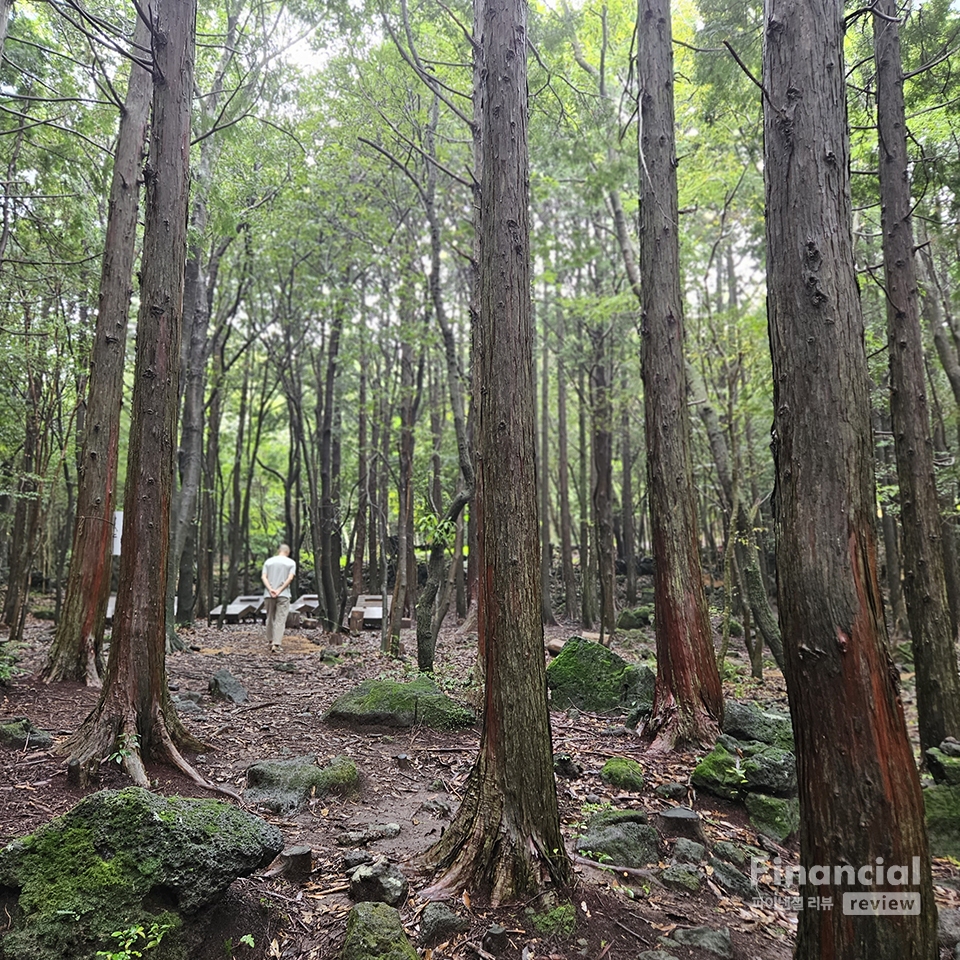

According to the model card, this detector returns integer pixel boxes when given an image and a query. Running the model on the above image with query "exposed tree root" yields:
[57,692,241,801]
[422,764,569,905]
[642,693,720,756]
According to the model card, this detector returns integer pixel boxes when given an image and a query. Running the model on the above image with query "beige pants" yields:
[264,596,290,650]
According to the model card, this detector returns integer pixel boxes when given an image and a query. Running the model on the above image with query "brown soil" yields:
[0,613,954,959]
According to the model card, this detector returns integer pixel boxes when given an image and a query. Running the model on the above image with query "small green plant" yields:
[108,733,141,765]
[224,933,255,957]
[96,921,171,960]
[0,643,23,684]
[415,513,457,549]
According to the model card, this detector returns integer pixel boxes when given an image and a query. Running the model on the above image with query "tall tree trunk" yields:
[42,14,153,682]
[424,0,570,900]
[577,358,595,629]
[638,0,722,750]
[557,310,578,619]
[874,0,960,754]
[61,0,213,791]
[222,352,251,612]
[763,1,936,955]
[352,347,369,599]
[589,329,616,641]
[317,308,345,631]
[415,95,476,667]
[621,375,637,607]
[539,320,557,626]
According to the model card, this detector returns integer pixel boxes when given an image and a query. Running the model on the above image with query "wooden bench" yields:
[348,594,393,631]
[208,595,265,624]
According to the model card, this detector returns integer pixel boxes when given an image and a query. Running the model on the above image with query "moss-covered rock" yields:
[661,864,701,892]
[617,606,654,630]
[600,757,645,792]
[0,787,282,960]
[690,742,746,800]
[744,793,800,843]
[341,902,418,960]
[926,747,960,787]
[576,809,659,868]
[245,754,359,813]
[546,637,649,713]
[722,701,794,751]
[924,784,960,859]
[325,676,475,730]
[0,718,53,749]
[692,738,796,800]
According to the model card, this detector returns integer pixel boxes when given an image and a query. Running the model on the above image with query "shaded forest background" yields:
[2,0,960,657]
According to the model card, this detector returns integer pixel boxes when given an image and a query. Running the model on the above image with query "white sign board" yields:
[113,511,123,556]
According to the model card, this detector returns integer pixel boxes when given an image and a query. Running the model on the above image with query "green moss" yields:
[690,742,745,800]
[0,718,53,749]
[531,904,576,936]
[616,607,653,631]
[325,677,475,730]
[341,902,418,960]
[744,793,800,843]
[245,755,360,813]
[0,788,281,960]
[600,757,645,792]
[546,637,647,713]
[925,784,960,859]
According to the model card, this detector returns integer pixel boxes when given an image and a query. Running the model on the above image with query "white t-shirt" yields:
[262,554,296,598]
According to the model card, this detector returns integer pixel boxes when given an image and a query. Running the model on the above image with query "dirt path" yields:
[0,614,817,959]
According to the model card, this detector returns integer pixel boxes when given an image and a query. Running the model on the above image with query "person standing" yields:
[261,544,296,653]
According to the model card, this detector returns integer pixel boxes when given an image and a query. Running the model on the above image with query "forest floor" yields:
[0,608,957,960]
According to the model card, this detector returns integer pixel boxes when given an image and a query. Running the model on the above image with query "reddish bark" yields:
[44,14,153,684]
[423,0,569,901]
[638,0,722,749]
[763,1,937,955]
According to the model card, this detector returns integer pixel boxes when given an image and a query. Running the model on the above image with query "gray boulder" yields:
[325,676,474,730]
[722,700,793,751]
[208,667,248,703]
[576,809,659,868]
[708,856,756,898]
[349,857,409,907]
[0,787,282,960]
[939,907,960,949]
[341,901,418,960]
[420,902,470,944]
[336,823,401,847]
[245,754,359,813]
[670,925,733,958]
[672,838,705,864]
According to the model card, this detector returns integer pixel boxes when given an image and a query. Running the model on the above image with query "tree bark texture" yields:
[44,18,153,683]
[638,0,722,749]
[590,330,616,641]
[874,0,960,753]
[424,0,570,901]
[763,1,936,956]
[61,0,209,788]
